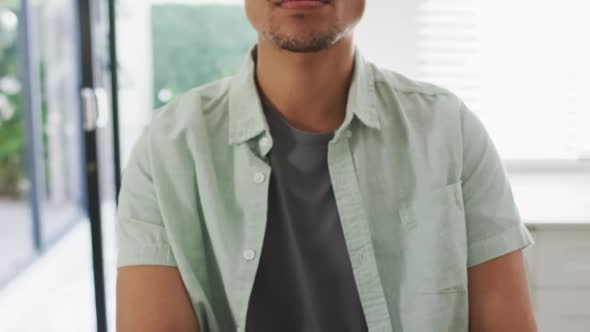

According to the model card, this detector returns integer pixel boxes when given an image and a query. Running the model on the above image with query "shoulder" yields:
[148,76,233,139]
[371,62,455,96]
[126,77,234,180]
[370,63,466,139]
[371,63,464,118]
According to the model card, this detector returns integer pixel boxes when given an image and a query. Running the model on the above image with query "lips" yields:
[275,0,329,9]
[278,0,329,3]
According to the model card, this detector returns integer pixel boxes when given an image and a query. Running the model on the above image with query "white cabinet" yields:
[535,230,590,287]
[535,290,590,332]
[525,225,590,332]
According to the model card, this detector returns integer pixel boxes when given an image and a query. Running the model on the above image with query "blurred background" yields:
[0,0,588,331]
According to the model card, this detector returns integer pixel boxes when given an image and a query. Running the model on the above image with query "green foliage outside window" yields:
[0,92,23,198]
[0,6,24,198]
[151,4,257,108]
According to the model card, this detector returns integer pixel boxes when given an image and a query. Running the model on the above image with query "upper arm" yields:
[116,125,176,267]
[458,103,537,330]
[459,102,534,267]
[467,250,537,332]
[117,266,200,332]
[115,126,200,331]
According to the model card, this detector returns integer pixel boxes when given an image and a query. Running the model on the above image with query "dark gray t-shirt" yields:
[245,95,368,332]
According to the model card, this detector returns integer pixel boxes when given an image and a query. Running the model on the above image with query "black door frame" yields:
[76,0,110,330]
[107,0,121,195]
[77,0,123,330]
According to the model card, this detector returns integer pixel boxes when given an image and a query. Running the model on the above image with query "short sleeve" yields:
[459,103,534,268]
[116,125,177,267]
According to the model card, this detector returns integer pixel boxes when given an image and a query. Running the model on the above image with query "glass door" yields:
[0,0,116,331]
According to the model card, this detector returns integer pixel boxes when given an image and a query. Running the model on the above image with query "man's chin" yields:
[267,31,339,53]
[277,41,332,53]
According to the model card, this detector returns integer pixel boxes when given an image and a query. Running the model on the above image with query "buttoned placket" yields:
[233,133,273,332]
[327,128,394,332]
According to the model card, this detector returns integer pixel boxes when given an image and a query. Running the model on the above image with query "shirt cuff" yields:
[117,243,177,267]
[467,223,534,268]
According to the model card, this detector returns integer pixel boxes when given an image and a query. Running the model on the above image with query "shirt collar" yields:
[228,43,381,145]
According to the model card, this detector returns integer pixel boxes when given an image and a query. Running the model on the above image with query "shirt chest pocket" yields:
[397,180,468,293]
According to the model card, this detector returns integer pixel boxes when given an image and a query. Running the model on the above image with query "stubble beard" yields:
[264,14,348,53]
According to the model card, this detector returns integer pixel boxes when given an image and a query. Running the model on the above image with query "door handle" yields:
[81,87,109,131]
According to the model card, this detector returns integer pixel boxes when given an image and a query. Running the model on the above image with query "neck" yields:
[254,36,355,133]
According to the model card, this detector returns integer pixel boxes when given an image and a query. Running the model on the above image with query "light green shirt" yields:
[116,44,534,332]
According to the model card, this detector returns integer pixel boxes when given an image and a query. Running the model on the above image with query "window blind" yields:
[358,0,590,161]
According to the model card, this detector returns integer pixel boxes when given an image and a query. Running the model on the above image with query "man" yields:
[116,0,537,331]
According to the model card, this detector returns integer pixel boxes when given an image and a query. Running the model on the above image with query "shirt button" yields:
[259,136,271,147]
[253,172,265,184]
[243,249,256,261]
[345,129,352,139]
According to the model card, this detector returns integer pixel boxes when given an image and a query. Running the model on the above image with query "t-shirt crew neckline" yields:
[260,94,335,146]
